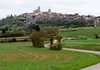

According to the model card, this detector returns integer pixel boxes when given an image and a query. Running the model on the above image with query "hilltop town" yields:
[0,6,100,31]
[17,6,100,24]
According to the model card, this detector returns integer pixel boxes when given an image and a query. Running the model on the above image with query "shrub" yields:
[12,38,16,42]
[1,40,4,43]
[50,44,54,50]
[8,39,12,42]
[29,30,47,48]
[0,32,24,38]
[23,38,28,41]
[53,43,62,50]
[94,34,100,39]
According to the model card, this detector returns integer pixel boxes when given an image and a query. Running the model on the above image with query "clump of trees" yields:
[29,27,62,50]
[29,30,47,48]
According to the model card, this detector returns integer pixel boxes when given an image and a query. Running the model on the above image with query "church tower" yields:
[48,8,51,14]
[38,6,40,12]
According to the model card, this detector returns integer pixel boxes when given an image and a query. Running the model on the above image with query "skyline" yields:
[0,0,100,19]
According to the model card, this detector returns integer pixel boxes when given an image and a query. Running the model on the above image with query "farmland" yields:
[59,28,100,38]
[0,42,100,70]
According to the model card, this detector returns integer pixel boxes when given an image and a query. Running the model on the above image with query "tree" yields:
[36,25,40,31]
[29,24,36,29]
[5,27,8,31]
[46,27,58,49]
[32,16,35,19]
[2,29,6,34]
[29,30,47,48]
[55,35,62,50]
[11,14,13,18]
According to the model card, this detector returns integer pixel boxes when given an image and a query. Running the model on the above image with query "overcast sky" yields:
[0,0,100,19]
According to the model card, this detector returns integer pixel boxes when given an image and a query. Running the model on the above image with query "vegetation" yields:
[0,32,24,38]
[59,28,100,38]
[0,13,100,70]
[0,42,100,70]
[61,39,100,51]
[0,31,1,33]
[59,27,94,32]
[29,30,47,48]
[61,39,100,44]
[28,24,39,30]
[36,18,93,28]
[1,29,6,34]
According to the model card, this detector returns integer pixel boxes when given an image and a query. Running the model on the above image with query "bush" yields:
[1,40,4,43]
[50,43,62,50]
[12,38,16,42]
[8,39,12,42]
[54,43,62,50]
[23,38,28,41]
[0,32,24,38]
[50,44,54,50]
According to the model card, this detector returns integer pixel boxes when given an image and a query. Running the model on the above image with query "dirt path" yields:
[45,39,100,70]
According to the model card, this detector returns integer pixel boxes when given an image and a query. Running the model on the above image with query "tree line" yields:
[36,18,94,28]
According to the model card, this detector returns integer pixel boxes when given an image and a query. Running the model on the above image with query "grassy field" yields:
[0,42,100,70]
[71,27,94,30]
[43,26,53,29]
[59,27,94,32]
[63,43,100,51]
[0,36,29,39]
[0,36,30,41]
[10,26,25,30]
[62,39,100,44]
[59,28,100,38]
[61,39,100,51]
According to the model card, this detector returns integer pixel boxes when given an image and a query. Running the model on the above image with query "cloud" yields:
[51,4,63,8]
[43,0,55,2]
[0,0,100,19]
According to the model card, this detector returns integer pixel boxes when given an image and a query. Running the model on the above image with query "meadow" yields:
[59,27,94,32]
[10,26,25,30]
[62,39,100,51]
[59,28,100,38]
[62,39,100,44]
[0,42,100,70]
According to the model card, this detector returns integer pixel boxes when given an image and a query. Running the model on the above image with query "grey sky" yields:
[0,0,100,19]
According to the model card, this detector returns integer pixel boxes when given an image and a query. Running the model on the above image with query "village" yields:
[17,6,100,25]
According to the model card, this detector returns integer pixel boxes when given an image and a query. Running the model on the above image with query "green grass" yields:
[0,42,100,70]
[63,43,100,51]
[10,26,25,30]
[62,39,100,44]
[59,27,94,32]
[59,28,100,38]
[0,36,30,42]
[43,26,53,29]
[71,27,94,30]
[0,36,29,41]
[61,39,100,51]
[0,36,29,39]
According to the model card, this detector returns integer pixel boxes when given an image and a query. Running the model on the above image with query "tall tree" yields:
[2,29,6,34]
[36,25,40,31]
